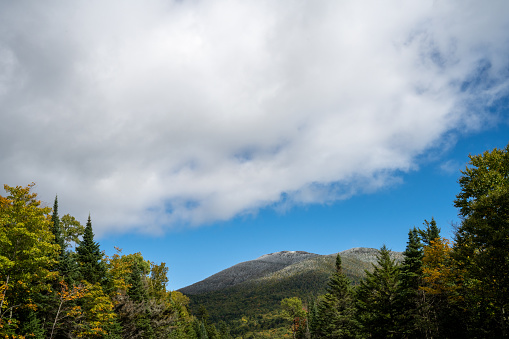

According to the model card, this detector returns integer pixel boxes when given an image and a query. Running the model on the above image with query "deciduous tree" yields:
[281,297,307,339]
[453,143,509,337]
[0,184,59,335]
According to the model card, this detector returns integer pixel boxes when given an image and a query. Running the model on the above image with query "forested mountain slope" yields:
[181,248,403,331]
[180,251,319,295]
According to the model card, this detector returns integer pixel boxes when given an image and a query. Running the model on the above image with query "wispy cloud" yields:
[1,0,508,235]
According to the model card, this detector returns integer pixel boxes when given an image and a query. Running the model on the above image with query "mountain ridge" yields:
[179,250,319,295]
[179,247,402,295]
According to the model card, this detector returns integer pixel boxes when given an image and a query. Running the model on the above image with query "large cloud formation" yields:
[1,0,508,234]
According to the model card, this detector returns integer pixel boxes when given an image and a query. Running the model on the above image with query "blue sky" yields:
[1,1,508,290]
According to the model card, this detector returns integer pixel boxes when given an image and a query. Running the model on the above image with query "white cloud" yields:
[1,0,508,235]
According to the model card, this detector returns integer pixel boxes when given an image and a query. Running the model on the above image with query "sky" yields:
[1,0,508,290]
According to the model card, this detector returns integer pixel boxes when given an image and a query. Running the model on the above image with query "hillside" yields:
[180,248,403,335]
[180,251,319,295]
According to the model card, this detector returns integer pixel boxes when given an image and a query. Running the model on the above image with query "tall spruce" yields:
[313,254,359,338]
[51,195,65,253]
[75,215,106,284]
[50,196,78,284]
[399,227,424,338]
[356,245,404,338]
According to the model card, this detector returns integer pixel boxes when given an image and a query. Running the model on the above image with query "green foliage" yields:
[76,215,107,285]
[149,262,169,300]
[20,310,45,339]
[60,213,85,249]
[313,254,359,339]
[51,195,65,254]
[398,227,424,337]
[453,142,509,337]
[418,218,440,247]
[281,297,307,339]
[127,261,149,303]
[454,143,509,218]
[0,183,59,334]
[356,245,404,338]
[0,184,194,338]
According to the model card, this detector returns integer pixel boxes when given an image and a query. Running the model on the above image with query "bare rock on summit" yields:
[179,251,318,295]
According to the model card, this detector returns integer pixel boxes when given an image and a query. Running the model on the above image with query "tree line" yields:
[280,143,509,339]
[0,184,233,338]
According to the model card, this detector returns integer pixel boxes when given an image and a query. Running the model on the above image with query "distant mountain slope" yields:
[180,251,319,295]
[180,247,403,296]
[180,247,404,333]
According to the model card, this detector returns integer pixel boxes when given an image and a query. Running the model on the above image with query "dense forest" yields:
[1,142,508,338]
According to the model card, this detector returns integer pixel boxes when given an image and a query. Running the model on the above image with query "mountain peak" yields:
[179,250,318,295]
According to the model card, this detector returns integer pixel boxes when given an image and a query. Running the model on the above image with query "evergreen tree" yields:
[418,217,440,246]
[313,254,359,338]
[127,261,148,303]
[308,299,319,336]
[51,196,79,285]
[356,245,404,338]
[75,215,106,284]
[20,310,45,339]
[399,227,424,338]
[218,321,232,339]
[198,321,209,339]
[51,195,65,253]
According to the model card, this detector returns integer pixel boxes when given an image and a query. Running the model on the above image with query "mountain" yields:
[179,250,319,295]
[180,247,403,336]
[180,247,402,296]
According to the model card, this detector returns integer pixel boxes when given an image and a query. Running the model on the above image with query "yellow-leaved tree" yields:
[0,183,59,336]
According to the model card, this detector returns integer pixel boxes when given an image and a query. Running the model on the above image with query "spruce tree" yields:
[313,254,359,338]
[399,227,425,338]
[356,245,404,338]
[418,218,440,246]
[51,195,65,253]
[75,215,106,284]
[20,310,45,339]
[127,261,148,303]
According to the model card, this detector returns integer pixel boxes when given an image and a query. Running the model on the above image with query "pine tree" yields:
[313,254,359,338]
[75,215,106,284]
[356,245,404,338]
